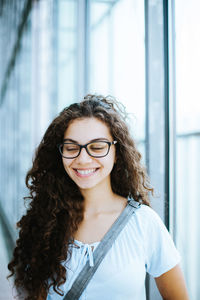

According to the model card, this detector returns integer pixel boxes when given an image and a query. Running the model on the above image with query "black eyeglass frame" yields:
[58,140,117,159]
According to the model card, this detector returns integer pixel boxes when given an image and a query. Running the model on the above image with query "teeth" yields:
[76,168,96,175]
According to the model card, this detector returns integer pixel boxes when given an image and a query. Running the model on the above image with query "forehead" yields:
[63,117,113,142]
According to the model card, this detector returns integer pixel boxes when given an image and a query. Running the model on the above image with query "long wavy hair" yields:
[8,94,153,299]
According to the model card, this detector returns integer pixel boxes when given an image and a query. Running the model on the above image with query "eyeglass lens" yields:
[61,141,109,158]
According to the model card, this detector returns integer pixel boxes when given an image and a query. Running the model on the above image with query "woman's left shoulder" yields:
[132,203,172,239]
[134,203,163,224]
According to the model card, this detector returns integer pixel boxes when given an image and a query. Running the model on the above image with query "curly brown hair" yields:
[8,94,153,299]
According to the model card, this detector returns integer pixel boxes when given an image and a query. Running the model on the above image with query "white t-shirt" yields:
[47,204,181,300]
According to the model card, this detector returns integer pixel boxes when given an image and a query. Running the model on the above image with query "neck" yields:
[80,180,123,214]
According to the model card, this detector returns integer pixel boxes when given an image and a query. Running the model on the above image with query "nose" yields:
[75,147,93,163]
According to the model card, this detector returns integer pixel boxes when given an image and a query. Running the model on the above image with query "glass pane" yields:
[175,0,200,299]
[176,137,200,299]
[89,0,145,142]
[175,0,200,135]
[0,18,32,231]
[57,0,77,111]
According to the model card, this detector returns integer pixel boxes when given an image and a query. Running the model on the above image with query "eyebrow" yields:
[63,138,110,143]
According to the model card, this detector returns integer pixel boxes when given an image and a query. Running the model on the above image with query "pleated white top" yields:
[47,204,181,300]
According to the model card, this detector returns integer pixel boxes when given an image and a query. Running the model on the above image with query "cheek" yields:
[109,150,116,166]
[62,159,71,174]
[103,155,116,171]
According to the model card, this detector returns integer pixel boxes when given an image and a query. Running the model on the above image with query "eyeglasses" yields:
[58,140,117,159]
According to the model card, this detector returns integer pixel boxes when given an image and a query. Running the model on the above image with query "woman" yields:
[8,94,189,299]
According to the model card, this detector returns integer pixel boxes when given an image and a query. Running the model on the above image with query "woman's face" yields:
[62,117,116,192]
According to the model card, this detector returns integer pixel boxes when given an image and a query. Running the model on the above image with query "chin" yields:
[76,182,98,191]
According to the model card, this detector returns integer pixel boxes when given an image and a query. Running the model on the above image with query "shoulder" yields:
[131,203,164,228]
[135,203,160,218]
[128,204,174,246]
[123,203,166,243]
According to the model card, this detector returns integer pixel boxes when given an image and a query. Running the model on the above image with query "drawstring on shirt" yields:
[78,244,94,267]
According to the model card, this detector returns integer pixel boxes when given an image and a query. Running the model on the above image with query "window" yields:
[174,1,200,298]
[88,0,146,146]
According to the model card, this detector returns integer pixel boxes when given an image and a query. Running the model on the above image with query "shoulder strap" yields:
[63,199,140,300]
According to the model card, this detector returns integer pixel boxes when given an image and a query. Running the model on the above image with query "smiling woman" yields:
[7,95,189,300]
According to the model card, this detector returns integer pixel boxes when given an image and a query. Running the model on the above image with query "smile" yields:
[73,168,99,177]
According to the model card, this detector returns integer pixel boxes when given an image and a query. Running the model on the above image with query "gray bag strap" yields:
[63,199,140,300]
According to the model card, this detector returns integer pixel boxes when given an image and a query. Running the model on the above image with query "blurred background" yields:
[0,0,199,299]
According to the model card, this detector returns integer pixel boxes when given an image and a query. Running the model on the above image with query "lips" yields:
[73,168,99,177]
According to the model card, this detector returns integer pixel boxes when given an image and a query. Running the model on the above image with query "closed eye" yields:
[63,144,79,151]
